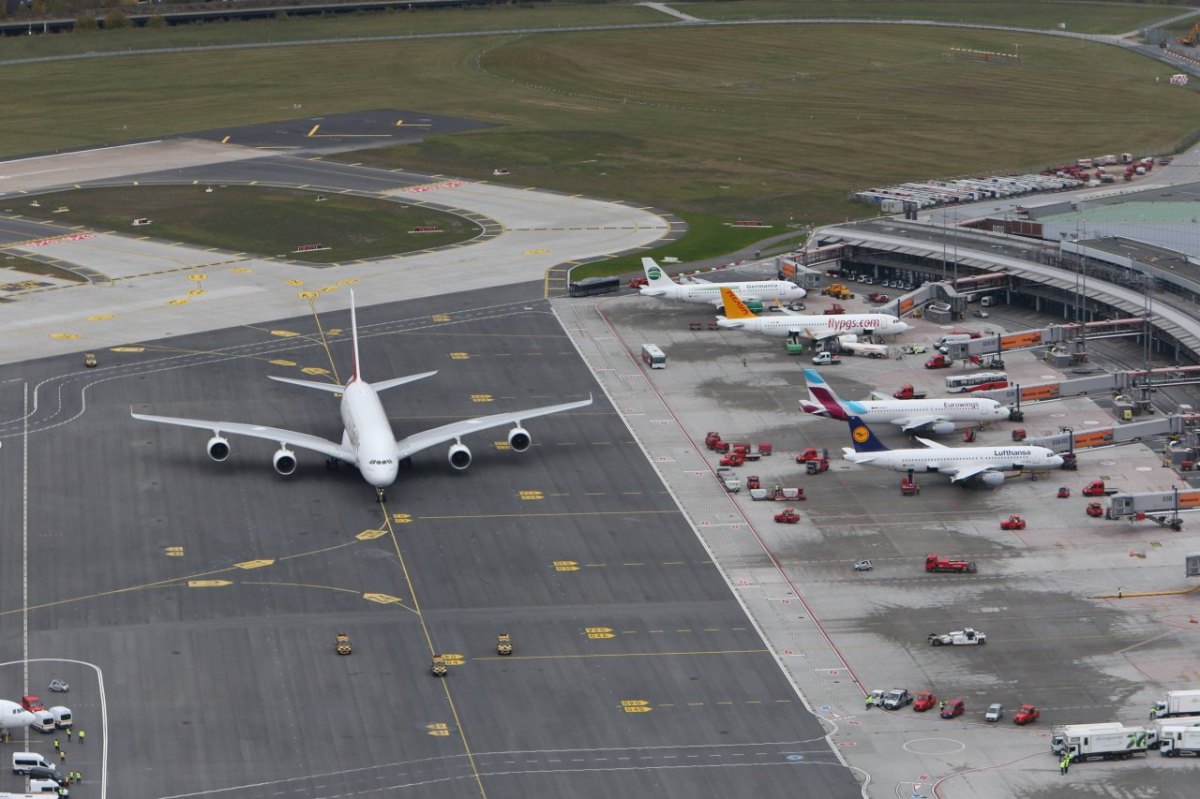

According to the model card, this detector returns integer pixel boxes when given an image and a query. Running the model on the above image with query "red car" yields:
[913,691,937,712]
[21,694,44,713]
[940,698,965,719]
[1013,704,1040,725]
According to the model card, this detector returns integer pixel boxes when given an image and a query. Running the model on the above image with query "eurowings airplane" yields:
[0,700,35,731]
[841,415,1063,487]
[800,368,1009,435]
[716,287,909,341]
[638,257,806,306]
[132,294,592,500]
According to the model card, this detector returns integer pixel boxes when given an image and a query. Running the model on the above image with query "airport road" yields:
[0,282,858,798]
[571,285,1200,798]
[0,139,674,365]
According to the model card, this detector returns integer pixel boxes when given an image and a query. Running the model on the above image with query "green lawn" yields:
[13,186,480,263]
[0,254,86,284]
[4,13,1200,271]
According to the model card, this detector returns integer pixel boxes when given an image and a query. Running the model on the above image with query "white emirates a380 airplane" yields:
[132,294,592,500]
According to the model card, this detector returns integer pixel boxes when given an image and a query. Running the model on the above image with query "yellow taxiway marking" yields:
[474,648,769,662]
[302,293,343,385]
[377,501,489,798]
[421,510,678,521]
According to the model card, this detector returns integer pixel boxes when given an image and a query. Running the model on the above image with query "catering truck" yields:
[1151,689,1200,719]
[1160,726,1200,757]
[1054,724,1148,762]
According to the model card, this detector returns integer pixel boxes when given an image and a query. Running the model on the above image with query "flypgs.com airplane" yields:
[638,257,806,306]
[716,287,910,341]
[800,368,1010,435]
[132,293,593,500]
[841,415,1063,487]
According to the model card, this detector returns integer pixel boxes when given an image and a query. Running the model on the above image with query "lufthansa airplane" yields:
[800,368,1010,435]
[841,415,1062,487]
[132,294,592,500]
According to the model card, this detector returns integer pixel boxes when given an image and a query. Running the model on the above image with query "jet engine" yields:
[448,442,472,471]
[508,426,532,453]
[980,471,1005,487]
[929,421,956,436]
[273,447,297,476]
[207,435,231,462]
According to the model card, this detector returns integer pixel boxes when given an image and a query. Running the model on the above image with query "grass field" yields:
[0,254,86,284]
[14,187,480,263]
[5,8,1200,273]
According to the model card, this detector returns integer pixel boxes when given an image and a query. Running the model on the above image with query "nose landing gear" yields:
[375,486,386,503]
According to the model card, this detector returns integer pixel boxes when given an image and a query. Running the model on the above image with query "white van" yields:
[934,333,973,352]
[640,344,666,369]
[11,751,50,774]
[29,711,54,733]
[47,707,71,729]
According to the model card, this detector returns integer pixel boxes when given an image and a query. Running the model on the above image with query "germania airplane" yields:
[132,294,592,500]
[841,415,1063,487]
[638,257,806,306]
[800,368,1010,435]
[716,287,910,341]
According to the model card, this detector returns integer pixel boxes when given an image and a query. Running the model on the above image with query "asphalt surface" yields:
[0,281,858,798]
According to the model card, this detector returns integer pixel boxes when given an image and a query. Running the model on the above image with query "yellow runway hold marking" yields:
[474,648,770,662]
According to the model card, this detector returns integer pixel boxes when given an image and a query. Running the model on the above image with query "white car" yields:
[928,627,987,646]
[985,703,1004,722]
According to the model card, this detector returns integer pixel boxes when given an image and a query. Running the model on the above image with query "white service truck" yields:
[928,627,986,646]
[1051,722,1124,755]
[1150,689,1200,719]
[1057,724,1148,762]
[1160,726,1200,757]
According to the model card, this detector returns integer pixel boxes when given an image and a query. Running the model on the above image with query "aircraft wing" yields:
[948,463,997,483]
[913,435,951,449]
[897,416,944,433]
[395,397,593,460]
[131,411,353,463]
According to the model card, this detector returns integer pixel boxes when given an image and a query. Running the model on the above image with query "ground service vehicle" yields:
[892,385,928,400]
[1014,705,1040,725]
[882,689,913,710]
[823,303,846,315]
[914,692,937,712]
[929,628,986,646]
[19,696,43,713]
[640,344,666,369]
[924,354,952,369]
[719,452,745,467]
[84,352,97,368]
[812,352,843,365]
[853,559,873,571]
[1083,480,1119,497]
[795,448,823,463]
[1051,723,1126,755]
[704,431,722,449]
[1161,726,1200,756]
[945,371,1008,393]
[806,457,829,474]
[925,554,977,573]
[746,475,761,490]
[1152,689,1200,719]
[1063,725,1148,762]
[497,633,513,655]
[569,276,620,297]
[47,681,68,694]
[941,699,965,719]
[1087,502,1104,517]
[774,508,800,524]
[716,468,741,493]
[336,633,351,655]
[431,655,448,677]
[1147,718,1200,748]
[985,703,1004,722]
[1000,514,1026,531]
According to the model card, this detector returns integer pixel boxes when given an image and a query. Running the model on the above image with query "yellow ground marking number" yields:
[518,490,544,501]
[234,559,274,570]
[50,332,80,339]
[440,654,465,666]
[164,546,184,557]
[299,291,319,300]
[229,267,252,274]
[189,273,207,282]
[585,627,615,640]
[470,394,493,403]
[621,700,651,713]
[433,314,451,322]
[356,529,388,540]
[167,299,189,305]
[450,352,469,360]
[285,279,305,286]
[391,514,413,525]
[320,285,338,293]
[363,593,404,604]
[86,314,114,321]
[301,367,331,376]
[269,359,296,367]
[337,279,358,286]
[111,346,144,352]
[553,561,580,572]
[427,723,451,737]
[187,289,206,297]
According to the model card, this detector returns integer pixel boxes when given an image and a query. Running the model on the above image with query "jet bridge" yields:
[941,318,1148,362]
[1021,416,1189,454]
[1105,487,1200,530]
